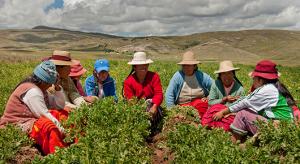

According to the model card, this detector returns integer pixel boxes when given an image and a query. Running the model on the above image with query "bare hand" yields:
[213,111,224,121]
[149,105,158,118]
[201,97,208,103]
[227,96,237,103]
[84,96,98,104]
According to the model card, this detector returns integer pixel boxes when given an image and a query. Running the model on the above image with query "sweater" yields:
[229,84,293,121]
[165,70,213,107]
[85,75,118,102]
[208,79,244,106]
[123,71,163,106]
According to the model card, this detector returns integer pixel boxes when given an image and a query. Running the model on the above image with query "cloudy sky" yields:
[0,0,300,36]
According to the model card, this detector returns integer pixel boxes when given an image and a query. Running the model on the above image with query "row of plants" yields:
[1,60,300,163]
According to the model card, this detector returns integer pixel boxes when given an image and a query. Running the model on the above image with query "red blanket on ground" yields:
[201,104,235,131]
[29,109,69,155]
[180,99,208,118]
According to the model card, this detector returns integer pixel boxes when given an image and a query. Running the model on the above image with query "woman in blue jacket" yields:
[165,51,212,118]
[85,59,118,102]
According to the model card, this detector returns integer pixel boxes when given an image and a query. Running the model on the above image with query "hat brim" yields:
[214,68,240,74]
[177,61,201,65]
[248,71,280,79]
[69,68,87,77]
[96,67,109,73]
[50,59,77,66]
[128,59,153,65]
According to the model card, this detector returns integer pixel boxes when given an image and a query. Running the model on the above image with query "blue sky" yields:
[45,0,64,12]
[0,0,300,37]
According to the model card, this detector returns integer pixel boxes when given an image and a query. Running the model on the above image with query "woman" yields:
[213,60,295,142]
[202,60,244,131]
[0,61,68,155]
[85,59,118,102]
[123,52,163,126]
[49,50,96,109]
[69,60,87,96]
[165,51,213,118]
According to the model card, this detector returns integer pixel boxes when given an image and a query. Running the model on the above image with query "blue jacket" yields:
[85,75,118,102]
[165,70,213,107]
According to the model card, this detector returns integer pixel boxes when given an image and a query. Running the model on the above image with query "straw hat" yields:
[69,60,87,77]
[50,50,76,66]
[177,51,200,65]
[214,60,240,74]
[248,60,280,79]
[128,52,153,65]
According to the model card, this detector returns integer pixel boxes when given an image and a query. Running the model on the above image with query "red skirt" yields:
[29,109,69,155]
[180,99,208,118]
[201,104,234,131]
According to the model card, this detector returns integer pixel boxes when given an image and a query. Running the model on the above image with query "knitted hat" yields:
[33,61,58,84]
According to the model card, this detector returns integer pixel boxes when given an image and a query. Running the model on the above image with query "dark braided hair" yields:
[260,77,296,107]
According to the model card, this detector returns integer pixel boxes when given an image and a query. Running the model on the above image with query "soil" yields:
[8,146,42,164]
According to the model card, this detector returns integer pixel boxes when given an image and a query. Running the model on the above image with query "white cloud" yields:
[0,0,300,36]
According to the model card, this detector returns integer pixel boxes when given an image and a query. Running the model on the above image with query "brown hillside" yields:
[0,28,299,65]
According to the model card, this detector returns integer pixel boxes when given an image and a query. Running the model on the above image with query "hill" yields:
[0,26,300,65]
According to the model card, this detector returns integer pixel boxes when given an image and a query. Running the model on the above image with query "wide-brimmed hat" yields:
[69,60,87,77]
[128,52,153,65]
[94,59,110,73]
[49,50,76,66]
[177,51,200,65]
[249,60,280,79]
[214,60,240,74]
[33,60,57,84]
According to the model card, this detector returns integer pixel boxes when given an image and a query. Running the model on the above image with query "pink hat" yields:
[69,60,87,77]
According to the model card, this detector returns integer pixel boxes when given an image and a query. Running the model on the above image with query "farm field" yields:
[1,59,300,163]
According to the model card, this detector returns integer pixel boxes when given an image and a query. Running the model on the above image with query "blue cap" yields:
[33,61,57,84]
[94,59,110,73]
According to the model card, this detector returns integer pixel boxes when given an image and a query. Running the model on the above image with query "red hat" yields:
[249,60,280,79]
[69,60,87,77]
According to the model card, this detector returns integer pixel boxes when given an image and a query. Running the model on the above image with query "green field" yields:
[1,60,300,163]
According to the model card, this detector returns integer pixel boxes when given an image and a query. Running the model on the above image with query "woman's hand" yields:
[149,104,158,118]
[84,96,98,104]
[213,110,224,121]
[201,97,208,103]
[213,108,230,120]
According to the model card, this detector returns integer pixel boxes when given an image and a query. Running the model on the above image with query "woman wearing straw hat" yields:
[0,61,69,155]
[123,52,163,130]
[85,59,118,102]
[69,60,87,96]
[201,60,244,131]
[165,51,213,118]
[49,50,94,109]
[213,60,296,142]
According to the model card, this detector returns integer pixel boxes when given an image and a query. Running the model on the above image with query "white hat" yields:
[214,60,240,74]
[128,52,153,65]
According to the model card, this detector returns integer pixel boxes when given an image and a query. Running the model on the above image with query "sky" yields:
[0,0,300,37]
